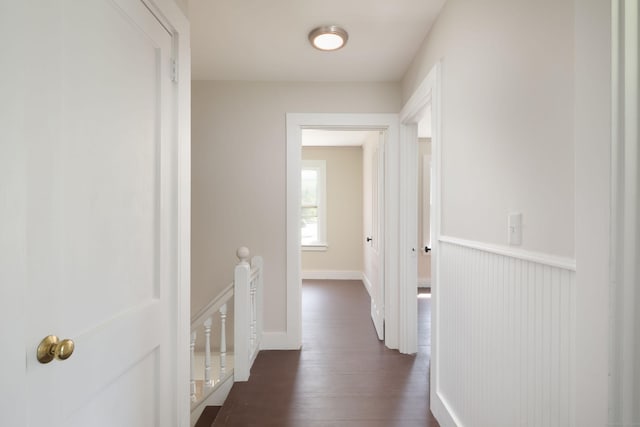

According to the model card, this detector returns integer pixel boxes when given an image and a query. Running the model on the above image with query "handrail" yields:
[191,281,234,327]
[190,246,263,417]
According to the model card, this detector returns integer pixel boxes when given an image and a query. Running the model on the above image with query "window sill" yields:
[302,243,328,252]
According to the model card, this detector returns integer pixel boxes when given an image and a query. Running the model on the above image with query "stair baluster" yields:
[220,303,227,376]
[250,281,256,350]
[204,317,212,388]
[190,331,197,402]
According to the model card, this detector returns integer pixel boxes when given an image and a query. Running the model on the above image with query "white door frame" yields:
[610,0,639,423]
[285,113,400,350]
[398,63,441,355]
[143,2,191,423]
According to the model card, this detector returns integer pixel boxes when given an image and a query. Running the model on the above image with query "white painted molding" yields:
[362,273,373,297]
[400,67,437,123]
[397,62,442,357]
[301,244,328,252]
[609,2,639,423]
[399,62,443,420]
[301,271,363,281]
[260,332,298,350]
[139,2,191,426]
[432,392,463,427]
[439,235,576,271]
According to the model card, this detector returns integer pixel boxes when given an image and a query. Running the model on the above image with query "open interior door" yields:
[1,1,186,426]
[363,132,385,340]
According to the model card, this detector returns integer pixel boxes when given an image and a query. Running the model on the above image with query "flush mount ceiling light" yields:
[308,26,348,51]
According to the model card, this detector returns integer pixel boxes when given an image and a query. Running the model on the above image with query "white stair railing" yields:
[189,247,263,421]
[190,283,233,404]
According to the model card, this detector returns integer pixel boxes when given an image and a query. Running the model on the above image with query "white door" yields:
[364,132,385,340]
[419,153,432,286]
[1,1,181,426]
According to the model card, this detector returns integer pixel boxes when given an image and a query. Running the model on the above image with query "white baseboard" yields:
[418,278,431,287]
[361,273,373,297]
[260,331,300,350]
[432,391,462,427]
[301,270,363,281]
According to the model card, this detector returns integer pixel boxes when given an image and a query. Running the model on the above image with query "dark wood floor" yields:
[212,280,439,426]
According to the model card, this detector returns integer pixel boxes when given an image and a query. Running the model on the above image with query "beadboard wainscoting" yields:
[434,238,575,427]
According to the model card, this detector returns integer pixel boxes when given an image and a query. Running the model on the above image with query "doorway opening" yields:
[286,113,400,351]
[417,105,433,294]
[300,129,385,341]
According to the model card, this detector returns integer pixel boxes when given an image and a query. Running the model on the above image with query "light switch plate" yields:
[508,213,522,245]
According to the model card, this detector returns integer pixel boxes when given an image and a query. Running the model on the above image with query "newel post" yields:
[234,246,251,382]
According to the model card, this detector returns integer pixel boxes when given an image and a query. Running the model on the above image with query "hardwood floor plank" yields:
[213,280,439,426]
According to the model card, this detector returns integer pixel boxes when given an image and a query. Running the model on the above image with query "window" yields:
[301,160,327,248]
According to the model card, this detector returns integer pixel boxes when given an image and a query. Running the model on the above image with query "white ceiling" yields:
[188,0,446,82]
[302,129,378,147]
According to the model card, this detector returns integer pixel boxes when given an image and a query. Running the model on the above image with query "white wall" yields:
[403,0,574,258]
[191,81,401,333]
[301,146,363,274]
[401,0,612,425]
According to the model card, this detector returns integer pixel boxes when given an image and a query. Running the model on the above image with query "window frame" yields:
[300,159,327,250]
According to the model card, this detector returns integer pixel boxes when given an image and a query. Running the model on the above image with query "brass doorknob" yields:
[37,335,75,364]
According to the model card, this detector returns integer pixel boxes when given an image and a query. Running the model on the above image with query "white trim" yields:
[432,392,463,427]
[301,271,363,280]
[301,244,328,252]
[190,282,233,326]
[399,63,443,419]
[287,113,400,352]
[260,332,295,350]
[362,272,373,296]
[609,1,639,423]
[439,235,577,271]
[141,1,191,426]
[398,63,442,356]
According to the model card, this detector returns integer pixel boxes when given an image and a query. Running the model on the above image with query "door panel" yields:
[363,132,385,340]
[14,1,176,425]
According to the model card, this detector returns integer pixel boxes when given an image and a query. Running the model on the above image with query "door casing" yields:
[285,113,400,350]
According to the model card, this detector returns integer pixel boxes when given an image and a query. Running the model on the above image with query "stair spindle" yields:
[220,303,227,376]
[204,317,213,388]
[250,280,257,350]
[190,330,197,402]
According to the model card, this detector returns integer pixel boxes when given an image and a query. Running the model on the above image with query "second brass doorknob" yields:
[37,335,75,364]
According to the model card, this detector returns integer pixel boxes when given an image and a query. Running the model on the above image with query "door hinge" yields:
[170,58,178,83]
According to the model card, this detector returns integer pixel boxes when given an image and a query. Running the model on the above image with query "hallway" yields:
[212,280,438,426]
